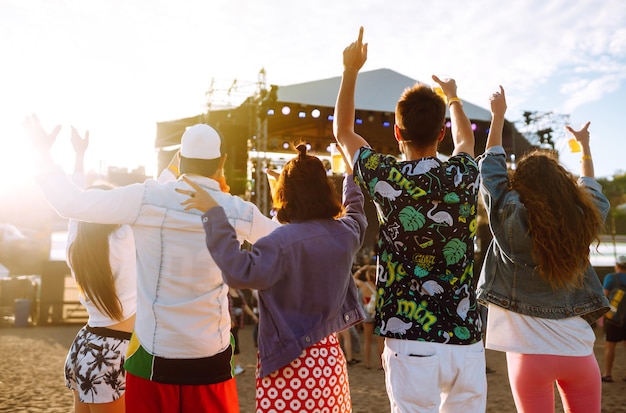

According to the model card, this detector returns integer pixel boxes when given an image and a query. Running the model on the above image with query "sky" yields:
[1,0,625,196]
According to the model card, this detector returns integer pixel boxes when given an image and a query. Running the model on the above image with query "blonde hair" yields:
[68,185,123,320]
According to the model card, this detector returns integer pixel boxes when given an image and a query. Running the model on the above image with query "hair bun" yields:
[295,143,307,157]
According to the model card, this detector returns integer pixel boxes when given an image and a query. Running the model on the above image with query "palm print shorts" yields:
[65,325,131,403]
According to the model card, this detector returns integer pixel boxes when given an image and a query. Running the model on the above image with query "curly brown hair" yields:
[273,143,343,223]
[511,150,603,289]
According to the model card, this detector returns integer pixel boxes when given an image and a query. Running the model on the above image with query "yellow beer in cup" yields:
[568,138,582,153]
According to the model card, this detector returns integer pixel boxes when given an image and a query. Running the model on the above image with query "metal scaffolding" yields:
[204,68,277,216]
[254,68,270,215]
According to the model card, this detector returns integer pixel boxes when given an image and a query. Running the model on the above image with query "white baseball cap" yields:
[180,124,222,160]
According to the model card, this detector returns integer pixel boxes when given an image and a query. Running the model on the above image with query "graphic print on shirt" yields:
[355,147,482,344]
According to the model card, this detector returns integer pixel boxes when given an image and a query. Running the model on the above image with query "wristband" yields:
[448,97,463,107]
[581,155,592,161]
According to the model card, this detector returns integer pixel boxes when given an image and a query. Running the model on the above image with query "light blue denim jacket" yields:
[476,146,610,324]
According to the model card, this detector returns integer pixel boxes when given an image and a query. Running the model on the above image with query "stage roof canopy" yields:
[276,68,492,121]
[156,68,531,160]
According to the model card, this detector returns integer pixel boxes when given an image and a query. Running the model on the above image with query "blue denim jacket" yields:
[201,175,367,377]
[477,146,610,324]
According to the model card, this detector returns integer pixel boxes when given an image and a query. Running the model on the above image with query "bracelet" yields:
[448,97,463,107]
[581,155,592,161]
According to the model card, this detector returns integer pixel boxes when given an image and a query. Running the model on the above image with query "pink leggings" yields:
[506,353,601,413]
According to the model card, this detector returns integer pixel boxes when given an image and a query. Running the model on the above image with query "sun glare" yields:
[0,123,77,198]
[0,127,35,195]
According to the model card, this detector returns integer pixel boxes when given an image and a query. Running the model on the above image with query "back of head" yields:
[273,143,343,223]
[395,83,446,148]
[179,124,224,177]
[511,150,603,289]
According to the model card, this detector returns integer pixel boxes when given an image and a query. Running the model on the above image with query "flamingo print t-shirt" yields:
[354,147,482,344]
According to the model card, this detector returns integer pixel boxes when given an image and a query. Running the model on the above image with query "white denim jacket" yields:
[38,166,279,359]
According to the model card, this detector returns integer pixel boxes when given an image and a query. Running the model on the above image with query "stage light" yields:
[267,109,275,116]
[281,106,291,115]
[282,142,290,149]
[306,143,312,150]
[311,109,321,118]
[298,111,306,118]
[356,118,363,125]
[446,121,451,128]
[368,113,375,122]
[327,115,334,121]
[382,112,392,127]
[471,123,477,131]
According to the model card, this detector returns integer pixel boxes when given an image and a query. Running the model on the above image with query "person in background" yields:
[338,325,361,366]
[177,143,367,413]
[63,127,135,413]
[28,117,279,413]
[601,255,626,383]
[477,86,610,412]
[334,27,486,412]
[353,264,384,369]
[228,287,258,376]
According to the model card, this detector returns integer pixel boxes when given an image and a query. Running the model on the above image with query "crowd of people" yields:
[25,26,619,413]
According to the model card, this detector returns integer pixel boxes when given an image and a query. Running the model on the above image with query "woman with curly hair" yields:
[477,86,610,413]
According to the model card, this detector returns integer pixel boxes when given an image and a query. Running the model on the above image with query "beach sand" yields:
[1,322,625,413]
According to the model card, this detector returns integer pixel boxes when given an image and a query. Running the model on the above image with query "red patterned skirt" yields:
[255,333,352,413]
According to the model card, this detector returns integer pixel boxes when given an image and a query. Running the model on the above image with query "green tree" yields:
[598,174,626,234]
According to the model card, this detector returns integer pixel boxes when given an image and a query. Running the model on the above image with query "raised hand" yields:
[431,75,458,101]
[565,121,591,148]
[489,86,507,117]
[70,126,90,156]
[343,26,368,73]
[176,176,219,212]
[24,114,61,153]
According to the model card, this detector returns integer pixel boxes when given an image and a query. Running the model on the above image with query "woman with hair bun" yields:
[178,143,367,413]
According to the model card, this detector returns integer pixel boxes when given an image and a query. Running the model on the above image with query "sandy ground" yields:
[1,320,625,413]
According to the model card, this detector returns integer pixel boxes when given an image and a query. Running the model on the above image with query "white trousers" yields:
[382,338,487,413]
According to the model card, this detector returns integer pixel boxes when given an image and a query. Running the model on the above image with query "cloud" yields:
[561,73,625,112]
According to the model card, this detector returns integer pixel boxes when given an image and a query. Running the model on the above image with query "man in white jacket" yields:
[28,117,278,413]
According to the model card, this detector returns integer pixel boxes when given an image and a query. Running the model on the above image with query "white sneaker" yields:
[234,365,245,375]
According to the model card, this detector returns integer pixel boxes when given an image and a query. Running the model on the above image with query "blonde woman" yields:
[64,128,136,413]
